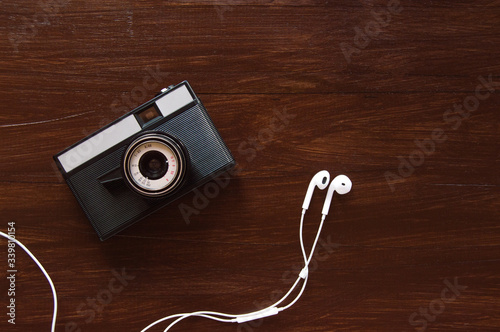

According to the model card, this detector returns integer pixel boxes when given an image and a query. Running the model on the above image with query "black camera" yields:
[54,81,235,240]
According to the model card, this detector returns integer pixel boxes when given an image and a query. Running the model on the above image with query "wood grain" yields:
[0,0,499,331]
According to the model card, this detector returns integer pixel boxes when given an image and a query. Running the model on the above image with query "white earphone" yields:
[302,170,330,210]
[144,170,352,331]
[0,170,352,332]
[322,174,352,216]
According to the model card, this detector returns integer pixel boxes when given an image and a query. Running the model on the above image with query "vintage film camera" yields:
[54,81,235,240]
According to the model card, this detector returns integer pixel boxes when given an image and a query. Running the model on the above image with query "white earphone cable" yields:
[0,231,58,332]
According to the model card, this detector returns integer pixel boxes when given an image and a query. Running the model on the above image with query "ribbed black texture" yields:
[67,104,235,240]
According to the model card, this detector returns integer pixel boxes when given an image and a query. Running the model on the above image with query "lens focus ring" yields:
[123,133,187,197]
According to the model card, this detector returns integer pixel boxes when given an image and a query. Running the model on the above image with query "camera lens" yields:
[139,151,168,180]
[122,133,188,197]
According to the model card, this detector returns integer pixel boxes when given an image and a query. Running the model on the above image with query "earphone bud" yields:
[302,170,330,210]
[322,175,352,216]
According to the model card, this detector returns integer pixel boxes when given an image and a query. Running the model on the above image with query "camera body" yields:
[54,81,235,240]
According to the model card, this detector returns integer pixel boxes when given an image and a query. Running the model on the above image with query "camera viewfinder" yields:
[137,105,161,126]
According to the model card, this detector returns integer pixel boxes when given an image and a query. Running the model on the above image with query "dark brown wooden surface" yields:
[1,1,499,331]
